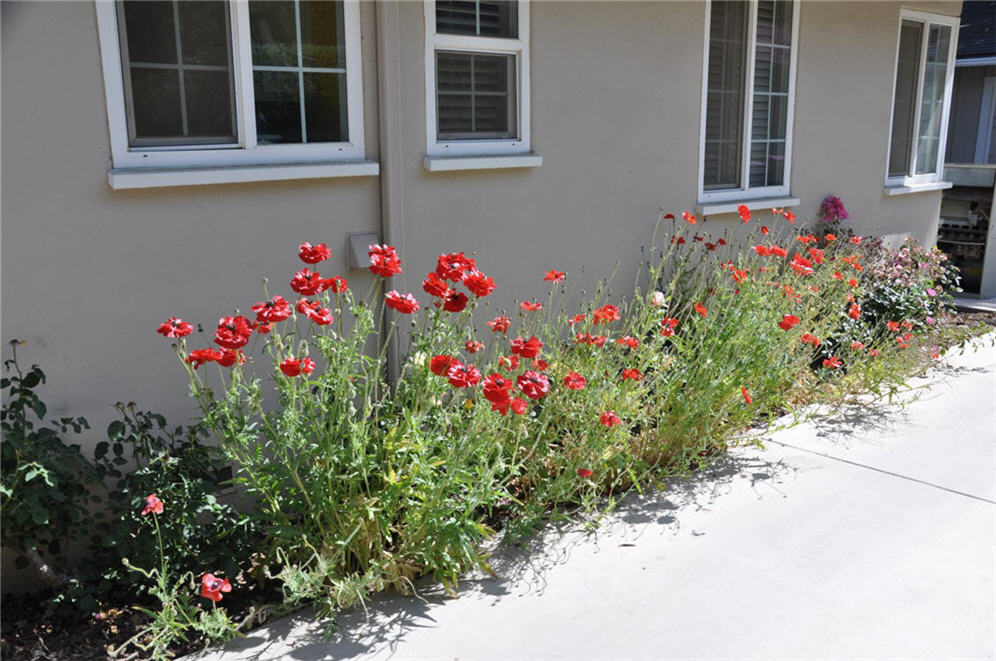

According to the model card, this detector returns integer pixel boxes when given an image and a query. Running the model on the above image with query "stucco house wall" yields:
[2,0,962,454]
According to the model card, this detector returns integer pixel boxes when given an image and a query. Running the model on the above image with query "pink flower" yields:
[141,493,164,516]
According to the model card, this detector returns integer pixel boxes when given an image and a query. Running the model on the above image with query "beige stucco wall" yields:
[0,1,963,588]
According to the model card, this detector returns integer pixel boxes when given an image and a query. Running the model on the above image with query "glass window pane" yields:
[184,70,235,137]
[436,52,515,139]
[130,67,182,138]
[123,1,176,64]
[703,0,748,190]
[254,70,302,144]
[303,72,346,142]
[889,20,922,177]
[178,1,228,66]
[437,1,517,38]
[249,1,298,67]
[300,0,344,68]
[915,24,950,175]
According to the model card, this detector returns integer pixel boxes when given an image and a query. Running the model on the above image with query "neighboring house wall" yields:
[1,0,961,452]
[947,64,996,163]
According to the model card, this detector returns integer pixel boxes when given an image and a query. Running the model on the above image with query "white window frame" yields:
[423,0,531,157]
[974,76,996,164]
[884,9,959,188]
[95,0,366,170]
[697,0,800,205]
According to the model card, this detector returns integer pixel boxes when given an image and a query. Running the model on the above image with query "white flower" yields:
[650,291,667,308]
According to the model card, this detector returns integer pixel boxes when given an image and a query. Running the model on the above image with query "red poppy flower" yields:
[682,211,697,225]
[694,302,707,318]
[297,299,334,325]
[577,468,593,478]
[869,349,879,357]
[808,248,824,265]
[298,242,331,264]
[447,362,481,388]
[299,357,316,375]
[510,397,528,415]
[741,387,752,405]
[386,290,420,314]
[790,254,813,276]
[487,315,510,333]
[216,349,245,367]
[252,296,292,324]
[157,317,193,339]
[465,340,485,354]
[141,493,164,516]
[436,252,476,282]
[621,368,643,381]
[280,357,315,377]
[660,317,679,337]
[848,304,862,320]
[693,235,704,242]
[886,320,901,332]
[257,323,271,334]
[833,271,843,281]
[576,333,607,347]
[443,291,469,313]
[822,356,843,369]
[517,370,550,399]
[369,244,403,277]
[290,268,324,296]
[737,204,751,223]
[800,333,820,346]
[532,358,549,370]
[663,213,676,220]
[463,270,496,297]
[796,235,815,244]
[731,269,749,284]
[510,336,543,358]
[186,348,222,369]
[783,211,796,223]
[848,278,858,288]
[600,411,622,427]
[761,226,770,235]
[850,341,865,350]
[769,245,788,258]
[499,355,520,371]
[568,313,587,326]
[850,236,861,245]
[671,236,687,245]
[616,336,639,349]
[593,304,621,324]
[777,314,800,331]
[825,233,838,241]
[200,573,232,603]
[544,270,566,283]
[416,274,447,300]
[754,245,771,257]
[705,242,717,251]
[214,316,254,350]
[430,355,455,376]
[324,276,349,293]
[482,373,513,404]
[520,301,543,311]
[718,238,728,246]
[563,371,587,390]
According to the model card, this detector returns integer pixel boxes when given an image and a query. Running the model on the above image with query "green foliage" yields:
[0,342,96,570]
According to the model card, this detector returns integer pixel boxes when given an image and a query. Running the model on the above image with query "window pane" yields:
[303,72,346,142]
[703,0,748,190]
[254,70,302,144]
[300,0,344,68]
[436,1,517,39]
[130,67,182,138]
[749,0,792,187]
[915,24,950,175]
[119,0,236,146]
[888,20,923,177]
[249,1,298,67]
[436,52,516,139]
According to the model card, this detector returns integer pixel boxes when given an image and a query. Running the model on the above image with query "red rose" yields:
[422,272,451,298]
[516,370,550,399]
[463,270,496,297]
[298,242,331,264]
[386,290,420,314]
[436,252,476,282]
[369,244,403,277]
[443,291,468,313]
[252,295,292,324]
[430,355,455,376]
[487,315,510,333]
[157,317,193,339]
[214,316,253,350]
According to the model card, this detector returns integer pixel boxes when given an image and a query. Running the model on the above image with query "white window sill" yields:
[107,160,380,190]
[422,153,543,172]
[883,181,953,196]
[696,197,801,217]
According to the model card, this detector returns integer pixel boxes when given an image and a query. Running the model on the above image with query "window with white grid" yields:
[97,0,365,170]
[424,0,531,156]
[699,0,798,203]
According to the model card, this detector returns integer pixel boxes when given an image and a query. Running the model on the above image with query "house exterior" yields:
[1,0,963,450]
[939,0,996,296]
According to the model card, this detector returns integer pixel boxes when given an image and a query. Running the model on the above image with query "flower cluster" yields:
[819,195,849,225]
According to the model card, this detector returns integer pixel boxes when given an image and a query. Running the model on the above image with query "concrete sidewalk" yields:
[191,334,996,661]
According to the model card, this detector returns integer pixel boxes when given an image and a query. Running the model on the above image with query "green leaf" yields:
[107,420,126,440]
[21,372,40,389]
[31,399,47,420]
[94,441,109,460]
